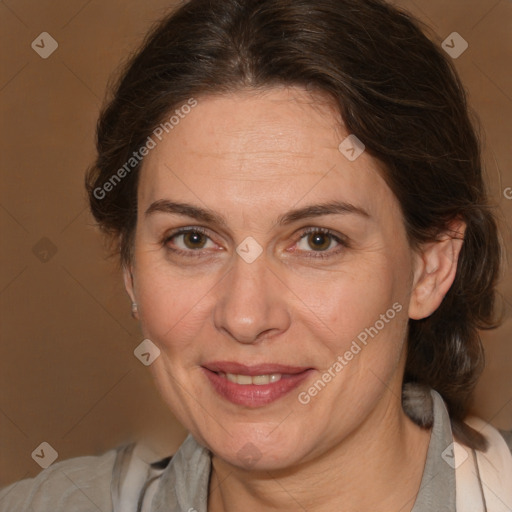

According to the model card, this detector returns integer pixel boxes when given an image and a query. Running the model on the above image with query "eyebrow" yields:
[144,199,369,227]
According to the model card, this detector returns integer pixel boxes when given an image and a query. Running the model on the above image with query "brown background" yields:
[0,0,511,488]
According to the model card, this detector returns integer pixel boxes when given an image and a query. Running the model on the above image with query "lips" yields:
[201,361,314,407]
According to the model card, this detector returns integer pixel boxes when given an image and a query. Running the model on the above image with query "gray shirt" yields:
[1,388,510,511]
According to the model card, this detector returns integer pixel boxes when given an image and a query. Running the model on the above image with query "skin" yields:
[123,86,465,511]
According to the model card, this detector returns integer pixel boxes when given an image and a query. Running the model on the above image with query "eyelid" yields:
[293,226,348,245]
[162,226,219,256]
[289,226,349,259]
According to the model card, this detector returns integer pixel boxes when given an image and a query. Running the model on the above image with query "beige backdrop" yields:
[1,0,511,488]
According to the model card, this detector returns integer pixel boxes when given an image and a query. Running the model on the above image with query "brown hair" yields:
[85,0,502,450]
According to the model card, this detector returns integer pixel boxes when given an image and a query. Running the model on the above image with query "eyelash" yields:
[161,226,348,260]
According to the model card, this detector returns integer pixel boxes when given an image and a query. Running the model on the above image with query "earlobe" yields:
[122,264,138,319]
[408,220,466,320]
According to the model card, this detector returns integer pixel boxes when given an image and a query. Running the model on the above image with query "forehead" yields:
[137,86,396,223]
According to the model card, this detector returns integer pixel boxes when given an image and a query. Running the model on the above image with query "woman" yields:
[1,0,511,510]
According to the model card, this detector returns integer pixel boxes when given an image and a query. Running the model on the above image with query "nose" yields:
[213,249,291,345]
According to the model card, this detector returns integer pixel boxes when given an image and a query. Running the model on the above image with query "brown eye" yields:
[163,227,217,256]
[297,230,339,253]
[306,232,332,251]
[182,231,208,249]
[293,228,348,260]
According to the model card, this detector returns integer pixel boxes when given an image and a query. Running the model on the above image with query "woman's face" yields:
[126,86,421,470]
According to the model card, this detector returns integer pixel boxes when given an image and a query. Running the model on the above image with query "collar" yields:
[411,388,455,511]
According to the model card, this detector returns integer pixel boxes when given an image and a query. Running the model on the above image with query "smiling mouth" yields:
[201,362,314,407]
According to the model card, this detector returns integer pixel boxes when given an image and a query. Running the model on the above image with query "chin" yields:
[204,426,312,471]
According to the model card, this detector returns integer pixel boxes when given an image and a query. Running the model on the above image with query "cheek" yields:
[134,260,215,353]
[298,253,412,383]
[299,257,401,336]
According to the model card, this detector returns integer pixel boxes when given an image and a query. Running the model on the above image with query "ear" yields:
[123,264,138,319]
[408,219,466,320]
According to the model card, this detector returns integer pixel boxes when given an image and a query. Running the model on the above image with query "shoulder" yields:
[497,428,512,455]
[457,415,512,510]
[0,444,126,512]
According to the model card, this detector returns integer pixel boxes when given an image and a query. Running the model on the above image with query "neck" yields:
[207,386,432,512]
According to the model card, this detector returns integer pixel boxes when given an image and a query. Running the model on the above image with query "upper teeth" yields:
[220,373,282,385]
